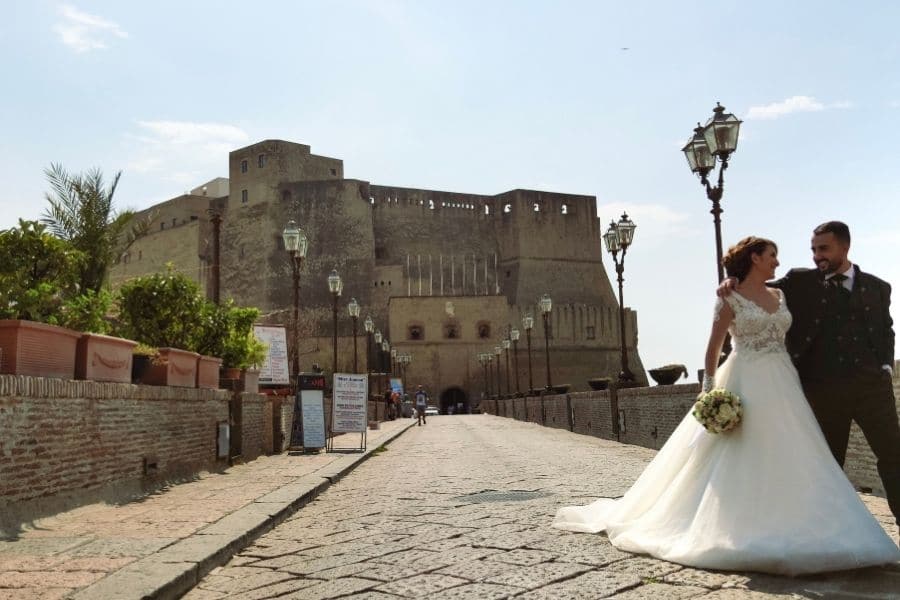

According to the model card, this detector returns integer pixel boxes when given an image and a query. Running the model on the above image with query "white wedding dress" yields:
[553,290,900,575]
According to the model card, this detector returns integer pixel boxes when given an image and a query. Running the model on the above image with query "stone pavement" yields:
[184,415,899,600]
[0,418,415,600]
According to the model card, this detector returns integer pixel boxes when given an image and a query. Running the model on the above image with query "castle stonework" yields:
[110,139,647,409]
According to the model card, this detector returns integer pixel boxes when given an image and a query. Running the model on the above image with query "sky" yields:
[2,1,900,379]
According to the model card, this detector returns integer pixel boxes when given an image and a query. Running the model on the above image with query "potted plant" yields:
[648,363,689,386]
[0,220,84,378]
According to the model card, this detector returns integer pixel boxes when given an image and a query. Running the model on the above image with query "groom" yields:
[767,221,899,530]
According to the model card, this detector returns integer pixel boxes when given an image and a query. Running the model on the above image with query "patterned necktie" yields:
[829,273,849,294]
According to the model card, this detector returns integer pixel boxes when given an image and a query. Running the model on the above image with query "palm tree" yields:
[41,164,145,293]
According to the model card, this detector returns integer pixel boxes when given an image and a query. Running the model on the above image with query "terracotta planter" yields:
[0,320,80,379]
[141,348,199,388]
[196,355,223,389]
[76,333,138,383]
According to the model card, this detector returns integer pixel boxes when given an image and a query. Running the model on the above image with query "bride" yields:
[552,236,900,575]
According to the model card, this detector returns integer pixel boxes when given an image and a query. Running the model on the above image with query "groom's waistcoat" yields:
[770,267,894,382]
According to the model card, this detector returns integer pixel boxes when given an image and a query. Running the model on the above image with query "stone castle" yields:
[110,139,647,410]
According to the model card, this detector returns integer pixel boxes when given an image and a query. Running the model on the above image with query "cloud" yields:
[54,4,128,52]
[745,96,851,120]
[596,201,699,248]
[124,120,250,188]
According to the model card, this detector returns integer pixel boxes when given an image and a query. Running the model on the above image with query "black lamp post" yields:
[485,353,494,399]
[282,220,309,381]
[502,338,511,397]
[391,347,398,377]
[494,345,502,399]
[327,269,343,375]
[209,210,222,305]
[348,298,360,373]
[478,353,490,400]
[540,294,552,390]
[603,213,637,384]
[682,102,742,284]
[364,315,374,375]
[510,328,520,395]
[381,339,390,376]
[523,315,534,394]
[374,329,382,394]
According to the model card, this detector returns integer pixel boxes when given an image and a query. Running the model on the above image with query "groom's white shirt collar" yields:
[825,262,855,291]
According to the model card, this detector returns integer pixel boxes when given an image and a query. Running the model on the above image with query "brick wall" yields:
[0,375,230,526]
[240,394,269,461]
[570,391,613,440]
[617,384,699,451]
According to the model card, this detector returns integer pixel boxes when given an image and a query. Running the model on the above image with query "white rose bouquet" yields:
[692,388,742,434]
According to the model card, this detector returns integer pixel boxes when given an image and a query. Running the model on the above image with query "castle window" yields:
[330,168,337,176]
[241,189,248,203]
[138,250,142,261]
[586,325,595,340]
[172,218,177,227]
[484,205,491,215]
[444,320,460,339]
[240,245,245,259]
[240,159,247,173]
[476,321,491,339]
[258,154,265,168]
[282,190,291,203]
[428,199,435,210]
[370,196,375,204]
[503,204,512,213]
[190,215,198,221]
[561,204,568,214]
[533,203,541,212]
[160,222,165,231]
[407,323,425,341]
[123,252,130,264]
[375,246,386,259]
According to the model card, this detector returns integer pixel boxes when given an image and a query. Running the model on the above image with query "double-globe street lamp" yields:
[282,220,309,381]
[494,345,502,399]
[502,338,511,397]
[348,298,360,373]
[327,269,343,375]
[681,102,743,284]
[523,315,534,394]
[510,328,520,395]
[540,294,553,390]
[603,213,638,384]
[364,315,375,375]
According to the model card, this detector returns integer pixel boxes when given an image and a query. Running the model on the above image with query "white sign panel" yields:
[253,325,290,385]
[301,391,326,449]
[332,373,368,433]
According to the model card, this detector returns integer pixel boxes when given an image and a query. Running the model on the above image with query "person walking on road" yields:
[415,385,429,426]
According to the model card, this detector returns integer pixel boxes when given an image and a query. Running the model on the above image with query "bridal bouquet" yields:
[692,389,742,433]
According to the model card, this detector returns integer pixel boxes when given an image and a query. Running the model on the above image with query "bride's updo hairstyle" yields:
[722,236,778,282]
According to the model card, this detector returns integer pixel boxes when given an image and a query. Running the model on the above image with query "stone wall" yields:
[0,375,230,530]
[483,368,900,498]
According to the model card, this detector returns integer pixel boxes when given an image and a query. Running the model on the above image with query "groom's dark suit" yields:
[771,265,900,525]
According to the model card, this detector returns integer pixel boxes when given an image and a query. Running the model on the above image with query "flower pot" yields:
[648,365,688,386]
[141,348,199,388]
[587,377,611,391]
[76,333,138,383]
[550,383,572,394]
[0,320,81,379]
[196,355,223,389]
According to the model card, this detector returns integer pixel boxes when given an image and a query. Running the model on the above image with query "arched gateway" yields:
[439,387,470,414]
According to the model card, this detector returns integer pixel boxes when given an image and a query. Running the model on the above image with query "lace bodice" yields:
[714,289,792,356]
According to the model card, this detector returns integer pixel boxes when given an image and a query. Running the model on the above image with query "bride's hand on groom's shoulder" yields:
[716,277,738,298]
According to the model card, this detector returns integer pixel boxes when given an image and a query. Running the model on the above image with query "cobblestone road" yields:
[185,415,899,599]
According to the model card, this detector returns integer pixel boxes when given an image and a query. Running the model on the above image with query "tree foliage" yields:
[41,163,146,294]
[0,220,82,323]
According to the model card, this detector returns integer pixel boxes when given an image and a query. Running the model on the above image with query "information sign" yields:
[331,373,368,433]
[253,325,290,385]
[289,373,327,450]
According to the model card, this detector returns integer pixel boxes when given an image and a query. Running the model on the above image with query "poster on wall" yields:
[332,373,368,433]
[253,325,290,385]
[390,378,404,395]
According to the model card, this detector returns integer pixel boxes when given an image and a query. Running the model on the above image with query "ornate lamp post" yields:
[682,102,742,283]
[478,353,490,400]
[327,269,343,375]
[502,338,511,397]
[382,339,391,376]
[540,294,553,390]
[510,328,521,395]
[348,298,360,373]
[523,315,534,394]
[494,345,502,399]
[373,329,382,394]
[282,220,309,380]
[603,213,638,383]
[364,315,374,374]
[390,347,398,377]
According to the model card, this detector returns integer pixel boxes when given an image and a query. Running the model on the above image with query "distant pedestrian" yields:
[384,389,395,420]
[415,385,429,425]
